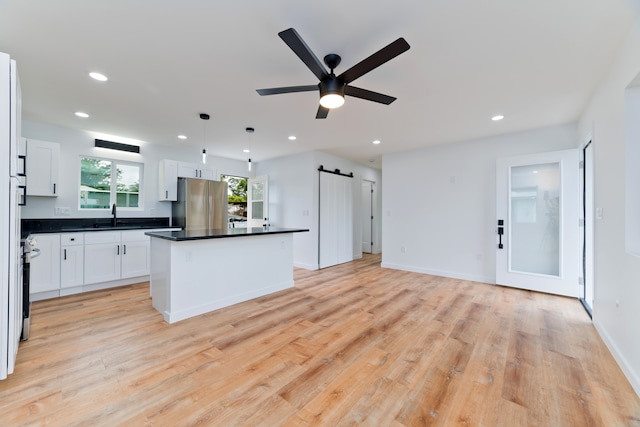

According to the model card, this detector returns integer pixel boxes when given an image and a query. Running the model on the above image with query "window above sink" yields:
[79,156,143,211]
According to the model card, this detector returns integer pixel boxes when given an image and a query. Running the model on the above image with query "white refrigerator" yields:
[1,51,24,380]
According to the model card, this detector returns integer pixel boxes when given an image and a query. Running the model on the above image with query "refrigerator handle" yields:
[18,185,26,206]
[18,155,26,176]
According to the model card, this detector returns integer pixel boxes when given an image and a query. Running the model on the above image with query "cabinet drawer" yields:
[121,230,150,242]
[84,231,120,245]
[60,233,84,246]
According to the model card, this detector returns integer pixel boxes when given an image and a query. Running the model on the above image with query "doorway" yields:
[221,175,248,228]
[580,140,594,316]
[361,180,376,253]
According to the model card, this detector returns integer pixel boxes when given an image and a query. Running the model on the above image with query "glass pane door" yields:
[247,175,268,228]
[496,149,579,297]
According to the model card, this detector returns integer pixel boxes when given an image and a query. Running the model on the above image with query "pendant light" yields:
[246,127,254,171]
[200,113,210,164]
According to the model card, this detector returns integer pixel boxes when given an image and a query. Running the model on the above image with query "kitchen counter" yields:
[147,227,308,323]
[145,227,308,241]
[22,217,171,237]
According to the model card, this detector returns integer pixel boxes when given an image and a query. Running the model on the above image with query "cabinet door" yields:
[159,159,178,201]
[30,234,61,293]
[199,166,217,180]
[60,245,84,288]
[84,243,121,284]
[26,139,60,197]
[177,162,200,179]
[121,240,150,278]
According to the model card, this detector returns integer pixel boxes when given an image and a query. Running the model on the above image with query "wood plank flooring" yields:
[1,254,639,426]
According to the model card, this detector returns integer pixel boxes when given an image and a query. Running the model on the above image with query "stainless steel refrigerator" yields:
[172,178,228,230]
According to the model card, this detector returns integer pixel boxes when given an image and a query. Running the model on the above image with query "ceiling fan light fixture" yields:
[320,94,345,109]
[319,78,345,109]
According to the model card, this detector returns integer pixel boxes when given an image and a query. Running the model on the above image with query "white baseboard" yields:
[593,319,640,397]
[380,262,494,285]
[294,261,318,270]
[165,280,295,324]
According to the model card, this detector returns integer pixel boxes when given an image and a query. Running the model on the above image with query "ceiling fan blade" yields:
[316,105,329,119]
[256,85,318,96]
[278,28,328,81]
[344,86,397,105]
[338,38,410,84]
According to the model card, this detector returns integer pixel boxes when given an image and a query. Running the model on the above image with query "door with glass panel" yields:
[496,149,579,297]
[247,175,268,228]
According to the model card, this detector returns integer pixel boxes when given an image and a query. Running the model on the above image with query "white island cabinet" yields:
[147,227,308,323]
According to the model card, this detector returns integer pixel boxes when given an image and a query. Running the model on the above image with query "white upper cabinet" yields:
[26,139,60,197]
[158,159,178,201]
[177,161,217,180]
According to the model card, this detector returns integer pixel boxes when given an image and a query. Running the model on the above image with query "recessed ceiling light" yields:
[288,135,297,141]
[372,140,381,145]
[89,72,108,82]
[177,135,187,140]
[491,115,505,121]
[75,111,89,118]
[533,170,539,174]
[243,149,250,153]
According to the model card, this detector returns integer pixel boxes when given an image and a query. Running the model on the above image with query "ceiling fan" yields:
[256,28,410,119]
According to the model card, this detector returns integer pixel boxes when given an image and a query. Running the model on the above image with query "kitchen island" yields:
[145,227,308,323]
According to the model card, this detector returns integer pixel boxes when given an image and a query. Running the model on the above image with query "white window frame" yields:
[78,156,144,211]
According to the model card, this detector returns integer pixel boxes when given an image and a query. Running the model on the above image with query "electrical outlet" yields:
[400,246,406,253]
[54,207,71,216]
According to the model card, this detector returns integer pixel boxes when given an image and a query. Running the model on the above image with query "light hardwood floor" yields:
[1,254,639,426]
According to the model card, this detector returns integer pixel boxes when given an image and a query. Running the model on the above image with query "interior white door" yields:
[496,149,579,297]
[319,172,353,269]
[247,175,268,228]
[361,181,373,253]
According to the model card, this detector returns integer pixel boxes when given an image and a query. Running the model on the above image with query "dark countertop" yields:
[22,217,173,238]
[146,227,309,241]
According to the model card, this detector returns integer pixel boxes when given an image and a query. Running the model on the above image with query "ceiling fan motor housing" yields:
[319,77,344,98]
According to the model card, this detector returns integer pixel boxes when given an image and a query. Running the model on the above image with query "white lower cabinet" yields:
[121,231,150,279]
[60,233,84,288]
[84,230,150,285]
[84,231,122,285]
[30,228,175,300]
[30,234,61,293]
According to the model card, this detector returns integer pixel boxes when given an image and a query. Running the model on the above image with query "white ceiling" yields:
[0,1,637,168]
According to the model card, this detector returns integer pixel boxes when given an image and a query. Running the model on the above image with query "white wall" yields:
[21,120,248,220]
[256,151,382,270]
[381,123,577,284]
[577,17,640,395]
[255,151,317,269]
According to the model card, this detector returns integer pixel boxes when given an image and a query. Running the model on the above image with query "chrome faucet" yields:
[111,203,117,227]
